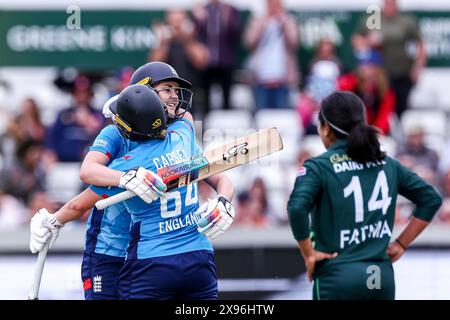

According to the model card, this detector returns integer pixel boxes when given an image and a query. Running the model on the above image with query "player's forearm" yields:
[80,162,123,187]
[55,189,101,224]
[298,238,315,259]
[205,174,234,201]
[395,217,430,249]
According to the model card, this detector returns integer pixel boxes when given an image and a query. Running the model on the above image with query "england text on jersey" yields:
[159,212,199,234]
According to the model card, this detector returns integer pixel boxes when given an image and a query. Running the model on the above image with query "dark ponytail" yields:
[319,91,385,163]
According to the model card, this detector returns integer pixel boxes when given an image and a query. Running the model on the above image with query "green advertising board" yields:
[0,9,449,71]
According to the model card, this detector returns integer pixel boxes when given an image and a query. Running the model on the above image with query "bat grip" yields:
[94,190,135,210]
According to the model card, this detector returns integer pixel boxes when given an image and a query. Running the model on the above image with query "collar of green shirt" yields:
[327,139,348,152]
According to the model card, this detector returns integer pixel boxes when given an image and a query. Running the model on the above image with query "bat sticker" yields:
[222,142,249,163]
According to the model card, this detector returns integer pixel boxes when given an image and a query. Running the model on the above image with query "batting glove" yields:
[119,167,167,203]
[29,209,64,254]
[196,195,235,240]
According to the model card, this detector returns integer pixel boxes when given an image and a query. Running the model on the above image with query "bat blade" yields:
[161,127,283,191]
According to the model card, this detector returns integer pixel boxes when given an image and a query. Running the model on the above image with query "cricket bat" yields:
[28,240,50,300]
[95,127,283,210]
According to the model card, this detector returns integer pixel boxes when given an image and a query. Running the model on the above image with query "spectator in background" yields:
[108,66,134,97]
[6,98,46,144]
[0,140,47,207]
[338,50,395,135]
[234,191,252,225]
[234,177,277,227]
[151,9,210,118]
[0,191,27,230]
[396,124,439,186]
[296,39,341,135]
[193,0,242,112]
[438,171,450,224]
[438,140,450,177]
[45,75,104,162]
[243,0,300,109]
[352,0,426,118]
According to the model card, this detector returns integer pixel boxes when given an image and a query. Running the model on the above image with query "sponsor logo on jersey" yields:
[296,166,307,177]
[93,139,108,147]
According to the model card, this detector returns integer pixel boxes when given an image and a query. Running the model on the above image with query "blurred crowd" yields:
[0,0,449,230]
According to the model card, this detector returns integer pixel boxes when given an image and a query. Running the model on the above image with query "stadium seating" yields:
[409,68,450,111]
[379,135,398,157]
[401,109,448,137]
[203,109,254,149]
[230,83,255,111]
[254,109,303,164]
[45,162,82,204]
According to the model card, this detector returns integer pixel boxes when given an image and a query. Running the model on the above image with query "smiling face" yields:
[153,81,180,116]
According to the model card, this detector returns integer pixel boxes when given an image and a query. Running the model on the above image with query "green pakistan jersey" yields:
[288,140,442,273]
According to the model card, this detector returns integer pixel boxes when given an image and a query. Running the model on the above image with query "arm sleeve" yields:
[88,125,121,159]
[88,148,136,198]
[89,185,122,198]
[397,160,443,221]
[287,161,322,241]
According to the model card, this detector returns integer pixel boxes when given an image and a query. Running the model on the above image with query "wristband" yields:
[395,239,407,251]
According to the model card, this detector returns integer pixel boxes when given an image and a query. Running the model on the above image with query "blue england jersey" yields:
[90,118,212,260]
[84,125,140,257]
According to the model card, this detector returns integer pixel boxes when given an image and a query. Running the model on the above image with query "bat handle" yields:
[28,241,50,300]
[95,191,135,210]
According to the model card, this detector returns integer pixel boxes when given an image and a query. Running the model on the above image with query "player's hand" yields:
[386,241,406,263]
[196,195,235,240]
[30,209,64,254]
[305,250,338,282]
[119,167,167,204]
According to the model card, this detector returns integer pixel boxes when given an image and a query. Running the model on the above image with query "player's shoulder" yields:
[169,116,195,133]
[301,154,325,175]
[98,124,121,137]
[382,155,405,171]
[182,111,194,124]
[306,148,335,166]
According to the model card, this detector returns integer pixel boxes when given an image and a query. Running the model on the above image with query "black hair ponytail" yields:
[320,91,385,163]
[347,122,385,163]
